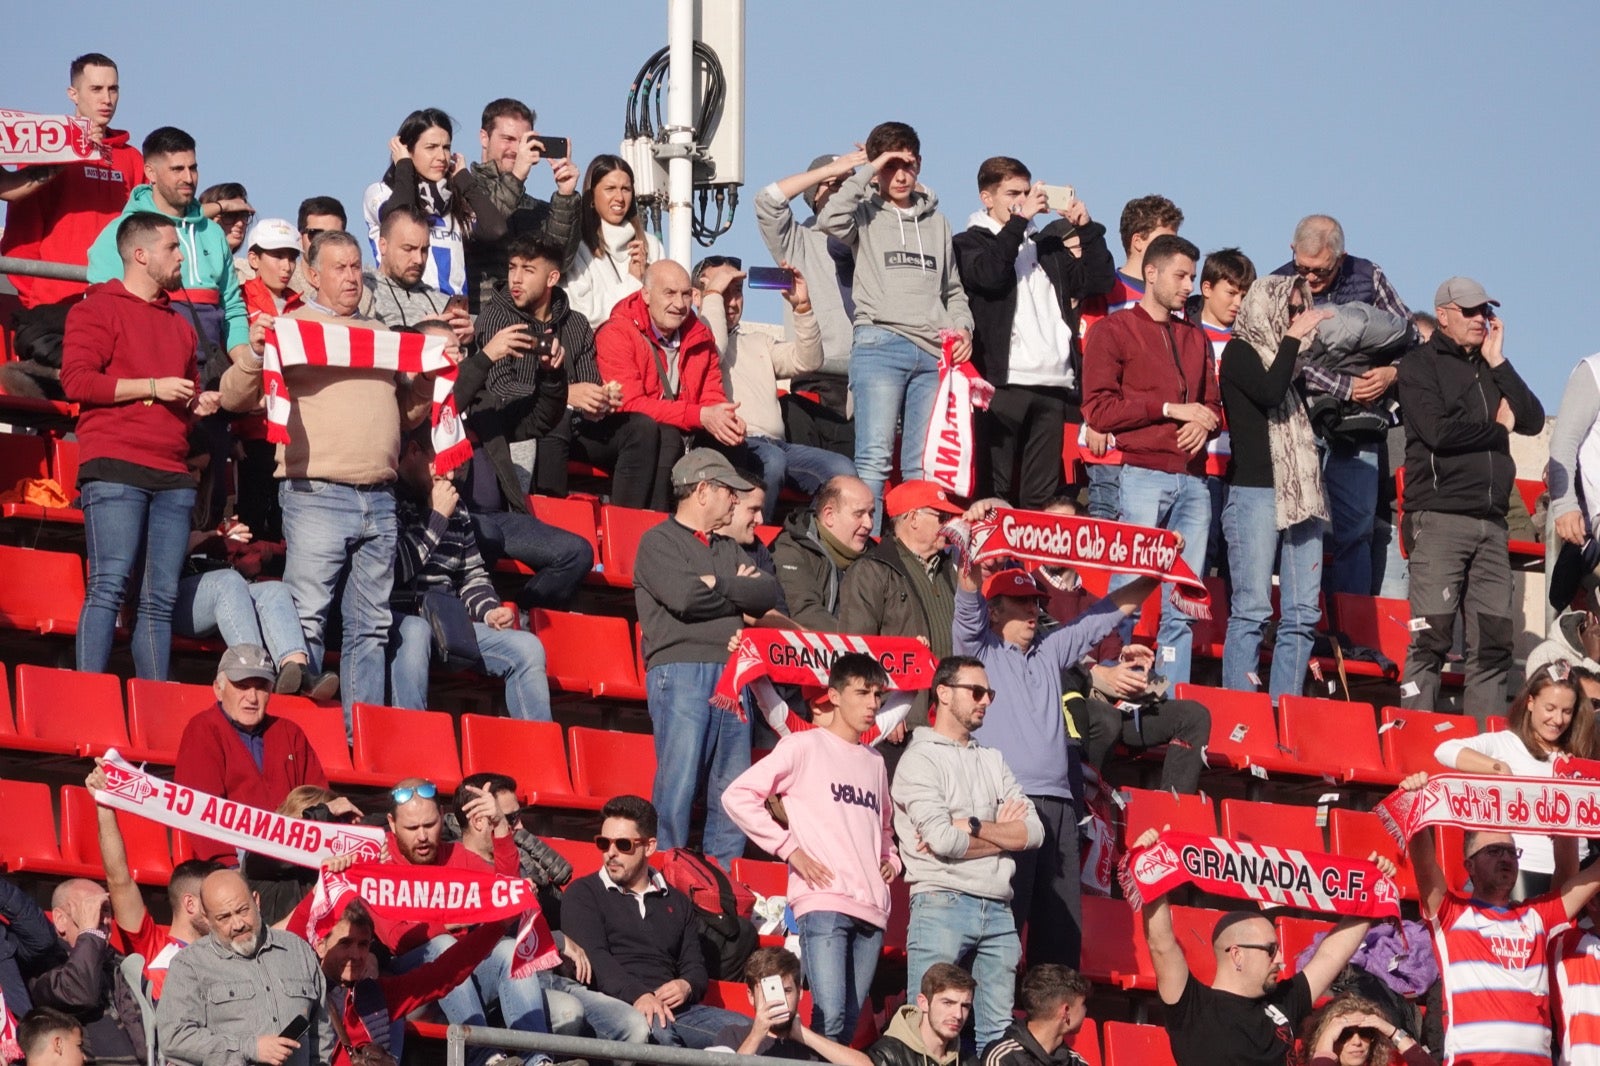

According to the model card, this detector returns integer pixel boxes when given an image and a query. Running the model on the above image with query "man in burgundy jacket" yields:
[1081,234,1220,687]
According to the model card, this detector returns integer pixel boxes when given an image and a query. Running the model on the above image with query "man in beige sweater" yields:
[693,259,856,521]
[223,229,435,727]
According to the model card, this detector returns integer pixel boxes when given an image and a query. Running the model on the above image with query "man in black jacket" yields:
[979,965,1091,1066]
[772,474,876,631]
[1398,277,1544,720]
[954,158,1114,507]
[27,880,142,1066]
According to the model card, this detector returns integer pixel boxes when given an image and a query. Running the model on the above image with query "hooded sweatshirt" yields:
[754,183,856,376]
[1,129,142,307]
[815,167,972,357]
[84,184,250,352]
[868,1005,963,1066]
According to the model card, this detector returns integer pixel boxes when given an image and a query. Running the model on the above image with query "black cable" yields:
[623,40,736,245]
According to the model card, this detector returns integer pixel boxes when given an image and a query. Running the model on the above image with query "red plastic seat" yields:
[1380,706,1476,778]
[1329,593,1411,680]
[1173,683,1297,775]
[352,703,462,792]
[0,667,64,756]
[0,545,85,634]
[545,836,605,881]
[599,505,666,588]
[0,432,49,489]
[568,726,656,800]
[1277,696,1392,785]
[530,610,646,700]
[126,679,217,764]
[264,696,367,783]
[51,437,79,493]
[459,715,604,811]
[528,494,601,561]
[1079,895,1147,988]
[14,664,140,759]
[1102,1021,1176,1066]
[1120,787,1217,848]
[1219,798,1325,853]
[1276,914,1335,977]
[1328,808,1418,901]
[60,784,173,885]
[0,778,99,878]
[730,857,788,898]
[0,434,83,524]
[1063,1018,1102,1066]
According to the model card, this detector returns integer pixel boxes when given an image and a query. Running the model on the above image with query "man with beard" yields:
[363,204,472,343]
[157,870,332,1066]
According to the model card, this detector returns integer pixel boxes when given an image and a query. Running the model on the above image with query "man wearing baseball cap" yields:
[633,448,781,865]
[1398,276,1544,719]
[839,480,965,661]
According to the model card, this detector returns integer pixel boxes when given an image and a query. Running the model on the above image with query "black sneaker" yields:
[303,670,340,701]
[275,660,304,696]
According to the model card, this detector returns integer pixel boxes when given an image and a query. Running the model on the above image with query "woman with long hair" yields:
[566,154,662,328]
[1295,994,1434,1065]
[1435,662,1594,896]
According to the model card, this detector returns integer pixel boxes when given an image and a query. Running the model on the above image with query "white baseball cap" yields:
[247,217,300,254]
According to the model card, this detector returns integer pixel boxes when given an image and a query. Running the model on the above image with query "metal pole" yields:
[665,0,695,269]
[0,255,88,283]
[447,1023,814,1066]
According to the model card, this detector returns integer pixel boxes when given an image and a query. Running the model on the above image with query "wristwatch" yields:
[968,816,982,837]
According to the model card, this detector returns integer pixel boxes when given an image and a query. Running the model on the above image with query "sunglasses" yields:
[1293,260,1339,279]
[594,835,648,854]
[302,227,333,242]
[947,683,997,702]
[1339,1027,1383,1044]
[1455,303,1495,319]
[1232,941,1280,956]
[220,210,254,225]
[391,781,438,805]
[1473,844,1521,860]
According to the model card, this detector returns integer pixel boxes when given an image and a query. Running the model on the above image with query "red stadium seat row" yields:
[503,495,665,589]
[0,432,82,524]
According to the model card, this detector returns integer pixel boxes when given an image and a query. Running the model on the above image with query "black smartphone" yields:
[279,1016,310,1042]
[536,135,569,159]
[746,266,795,292]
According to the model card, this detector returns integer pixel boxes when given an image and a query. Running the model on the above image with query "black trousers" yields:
[984,384,1071,509]
[535,411,667,510]
[1009,794,1081,968]
[1078,696,1211,794]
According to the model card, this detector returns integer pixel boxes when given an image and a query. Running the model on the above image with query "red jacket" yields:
[595,290,727,431]
[1081,304,1221,477]
[59,279,200,476]
[0,129,142,307]
[173,705,329,861]
[241,276,305,324]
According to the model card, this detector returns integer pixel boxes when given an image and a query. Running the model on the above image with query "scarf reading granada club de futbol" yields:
[1376,772,1600,844]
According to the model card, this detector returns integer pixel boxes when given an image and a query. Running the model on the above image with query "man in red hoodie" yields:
[596,259,747,509]
[1081,234,1220,688]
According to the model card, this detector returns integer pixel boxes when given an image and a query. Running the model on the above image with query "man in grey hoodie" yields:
[816,122,974,530]
[891,655,1042,1051]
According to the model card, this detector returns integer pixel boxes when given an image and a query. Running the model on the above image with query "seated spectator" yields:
[597,260,741,510]
[288,197,348,300]
[694,258,856,520]
[18,1008,86,1066]
[197,181,253,267]
[708,947,871,1063]
[838,479,962,658]
[157,870,332,1066]
[443,774,574,904]
[772,475,876,632]
[387,419,552,722]
[866,963,974,1066]
[815,122,973,528]
[567,155,663,328]
[465,97,582,309]
[980,964,1093,1066]
[560,795,746,1048]
[363,204,473,342]
[364,109,502,299]
[61,211,220,680]
[1,880,56,1020]
[455,236,598,607]
[1294,994,1433,1066]
[28,880,143,1066]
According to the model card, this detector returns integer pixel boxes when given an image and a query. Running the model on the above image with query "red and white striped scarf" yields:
[262,318,471,473]
[921,332,994,497]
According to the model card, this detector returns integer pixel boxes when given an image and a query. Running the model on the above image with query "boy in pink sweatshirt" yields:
[722,652,901,1044]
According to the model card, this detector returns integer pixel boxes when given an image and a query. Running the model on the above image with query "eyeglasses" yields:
[594,835,648,854]
[1454,303,1494,319]
[1231,941,1281,956]
[946,683,997,703]
[1473,844,1522,860]
[391,781,438,805]
[1293,259,1339,279]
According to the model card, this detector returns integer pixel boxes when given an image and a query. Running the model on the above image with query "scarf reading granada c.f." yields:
[710,630,940,716]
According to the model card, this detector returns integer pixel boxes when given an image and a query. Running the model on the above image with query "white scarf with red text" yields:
[921,333,994,497]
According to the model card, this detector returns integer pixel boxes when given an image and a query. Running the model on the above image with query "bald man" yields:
[596,258,746,509]
[27,878,143,1066]
[157,870,332,1066]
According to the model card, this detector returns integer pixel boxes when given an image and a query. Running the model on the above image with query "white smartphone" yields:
[1041,183,1076,212]
[760,974,787,1011]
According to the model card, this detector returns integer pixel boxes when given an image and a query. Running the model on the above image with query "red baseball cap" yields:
[982,569,1048,601]
[884,479,963,519]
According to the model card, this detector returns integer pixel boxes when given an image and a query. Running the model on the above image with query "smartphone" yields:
[760,974,788,1011]
[444,295,470,315]
[746,266,795,292]
[279,1016,310,1042]
[1040,183,1076,213]
[536,135,569,159]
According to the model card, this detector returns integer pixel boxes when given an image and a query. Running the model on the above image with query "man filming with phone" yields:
[709,948,871,1064]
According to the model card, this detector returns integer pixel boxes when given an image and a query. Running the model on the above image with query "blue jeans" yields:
[906,891,1020,1051]
[1084,464,1121,520]
[79,480,198,679]
[797,910,882,1042]
[1220,486,1324,701]
[472,510,593,610]
[540,971,649,1043]
[646,661,751,866]
[847,326,940,529]
[647,1003,748,1050]
[1322,440,1379,595]
[1110,466,1211,686]
[394,936,547,1066]
[174,571,309,666]
[745,436,856,522]
[389,613,552,721]
[279,479,397,727]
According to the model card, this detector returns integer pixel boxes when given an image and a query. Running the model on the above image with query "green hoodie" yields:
[85,184,249,352]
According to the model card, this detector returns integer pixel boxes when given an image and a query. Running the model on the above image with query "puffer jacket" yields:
[1304,302,1413,376]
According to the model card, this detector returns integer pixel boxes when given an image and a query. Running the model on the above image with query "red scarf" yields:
[1376,772,1600,845]
[711,630,940,717]
[943,507,1211,619]
[921,332,994,497]
[1120,830,1401,919]
[1554,754,1600,780]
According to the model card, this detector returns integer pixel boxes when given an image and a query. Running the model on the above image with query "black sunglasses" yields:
[391,781,438,804]
[1339,1027,1383,1044]
[1456,303,1495,319]
[946,682,997,702]
[302,227,333,242]
[699,255,742,270]
[594,835,647,854]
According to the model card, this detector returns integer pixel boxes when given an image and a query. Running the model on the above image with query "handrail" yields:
[445,1023,812,1066]
[0,255,89,283]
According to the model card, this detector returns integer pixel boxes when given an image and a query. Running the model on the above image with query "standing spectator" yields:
[1076,195,1185,520]
[363,204,472,339]
[815,121,973,528]
[1191,247,1256,573]
[1547,352,1600,612]
[1555,896,1600,1066]
[365,109,502,299]
[465,97,582,309]
[1218,276,1333,700]
[29,879,143,1066]
[980,965,1093,1066]
[695,258,856,518]
[954,156,1114,507]
[61,212,217,680]
[707,947,872,1064]
[567,155,664,328]
[157,870,332,1066]
[722,653,901,1042]
[721,484,792,625]
[288,197,347,300]
[633,450,778,862]
[891,656,1043,1050]
[198,182,253,266]
[235,216,305,542]
[1399,278,1544,720]
[560,796,746,1049]
[1081,234,1219,687]
[1272,215,1411,596]
[838,480,963,659]
[772,475,877,632]
[241,219,304,322]
[867,964,974,1066]
[386,421,552,723]
[220,230,437,725]
[17,1010,86,1066]
[0,54,141,311]
[596,261,741,511]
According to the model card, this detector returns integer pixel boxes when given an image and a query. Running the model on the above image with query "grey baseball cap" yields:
[1434,276,1500,309]
[218,644,276,683]
[803,154,840,214]
[671,448,756,491]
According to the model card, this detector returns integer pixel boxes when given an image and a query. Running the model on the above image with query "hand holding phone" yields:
[1040,184,1076,213]
[279,1016,310,1042]
[536,136,569,160]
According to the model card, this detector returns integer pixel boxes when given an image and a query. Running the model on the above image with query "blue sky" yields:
[8,0,1597,406]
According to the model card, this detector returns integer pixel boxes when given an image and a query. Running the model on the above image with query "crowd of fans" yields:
[0,46,1594,1066]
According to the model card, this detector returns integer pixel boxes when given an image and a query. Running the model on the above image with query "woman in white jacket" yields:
[566,154,663,328]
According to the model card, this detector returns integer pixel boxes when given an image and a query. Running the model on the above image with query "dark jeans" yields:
[536,411,666,510]
[471,510,593,610]
[1078,696,1210,794]
[235,437,283,542]
[984,384,1070,509]
[1009,794,1081,968]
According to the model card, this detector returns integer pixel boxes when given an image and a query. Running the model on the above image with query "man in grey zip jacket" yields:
[891,654,1042,1052]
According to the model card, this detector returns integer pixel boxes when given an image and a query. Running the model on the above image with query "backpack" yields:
[657,848,759,981]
